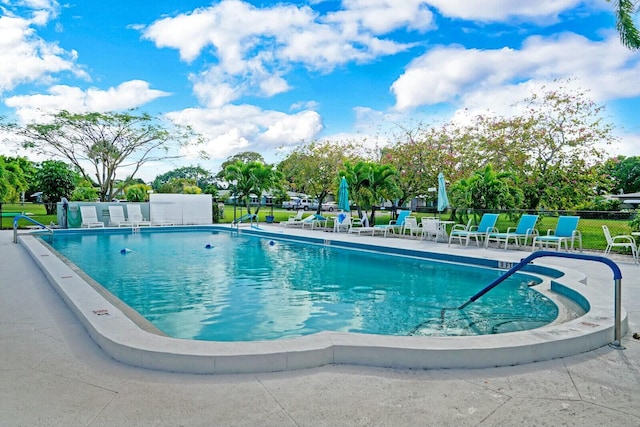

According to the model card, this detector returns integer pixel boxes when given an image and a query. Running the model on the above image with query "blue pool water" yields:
[48,230,558,341]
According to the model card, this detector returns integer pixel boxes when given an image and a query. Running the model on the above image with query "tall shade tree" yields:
[224,161,282,215]
[602,155,640,194]
[6,110,201,202]
[0,156,29,203]
[277,141,350,214]
[35,161,77,214]
[152,165,213,192]
[610,0,640,50]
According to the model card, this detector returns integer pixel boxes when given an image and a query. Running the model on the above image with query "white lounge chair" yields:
[284,214,315,228]
[108,205,133,227]
[80,206,104,228]
[127,204,151,227]
[602,225,637,263]
[281,210,305,227]
[401,216,421,238]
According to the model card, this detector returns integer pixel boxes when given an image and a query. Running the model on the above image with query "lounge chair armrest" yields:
[546,229,555,236]
[506,227,516,233]
[612,235,635,244]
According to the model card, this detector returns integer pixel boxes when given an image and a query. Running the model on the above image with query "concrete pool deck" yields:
[2,227,640,425]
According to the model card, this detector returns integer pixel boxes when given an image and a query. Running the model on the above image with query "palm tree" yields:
[610,0,640,50]
[340,161,399,225]
[449,165,523,222]
[223,161,282,215]
[364,163,400,226]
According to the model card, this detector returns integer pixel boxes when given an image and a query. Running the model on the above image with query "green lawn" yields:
[4,203,635,254]
[1,203,56,230]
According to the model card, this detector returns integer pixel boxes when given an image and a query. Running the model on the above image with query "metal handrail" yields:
[458,251,624,347]
[231,213,258,228]
[13,214,54,243]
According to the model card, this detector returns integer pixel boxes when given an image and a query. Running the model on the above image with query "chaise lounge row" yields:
[79,205,174,228]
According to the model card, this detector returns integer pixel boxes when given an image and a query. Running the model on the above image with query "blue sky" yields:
[1,0,639,181]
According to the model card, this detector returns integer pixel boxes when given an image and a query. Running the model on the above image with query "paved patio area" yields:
[2,228,640,426]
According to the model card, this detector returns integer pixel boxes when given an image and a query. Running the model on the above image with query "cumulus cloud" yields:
[4,80,170,123]
[142,0,417,106]
[327,0,435,35]
[165,104,323,161]
[0,11,87,94]
[391,32,640,111]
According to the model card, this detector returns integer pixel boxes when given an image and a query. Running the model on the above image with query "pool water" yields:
[48,230,558,341]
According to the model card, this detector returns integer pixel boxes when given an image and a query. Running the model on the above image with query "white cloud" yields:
[142,0,416,106]
[426,0,581,22]
[165,104,323,161]
[391,32,640,111]
[0,12,87,93]
[611,132,640,158]
[328,0,435,34]
[4,80,170,123]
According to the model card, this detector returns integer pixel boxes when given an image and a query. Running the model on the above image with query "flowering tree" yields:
[277,140,350,214]
[381,124,460,208]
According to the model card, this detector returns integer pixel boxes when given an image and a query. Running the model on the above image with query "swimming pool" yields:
[48,229,556,341]
[20,226,624,374]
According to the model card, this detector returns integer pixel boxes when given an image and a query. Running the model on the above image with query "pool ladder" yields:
[458,251,625,349]
[12,214,54,244]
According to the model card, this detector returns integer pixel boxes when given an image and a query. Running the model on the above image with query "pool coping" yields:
[19,227,627,374]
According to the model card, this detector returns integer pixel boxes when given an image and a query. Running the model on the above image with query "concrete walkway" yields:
[1,229,640,426]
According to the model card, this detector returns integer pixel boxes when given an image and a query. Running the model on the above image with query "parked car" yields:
[321,201,338,211]
[282,197,301,210]
[284,197,317,210]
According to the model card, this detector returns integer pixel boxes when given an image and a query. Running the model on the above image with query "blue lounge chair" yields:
[532,216,582,251]
[485,214,539,249]
[374,210,411,237]
[302,214,329,230]
[448,213,499,246]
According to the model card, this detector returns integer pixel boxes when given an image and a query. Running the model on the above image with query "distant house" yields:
[614,192,640,208]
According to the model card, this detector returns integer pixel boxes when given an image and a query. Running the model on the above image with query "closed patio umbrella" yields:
[437,172,449,214]
[338,176,350,212]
